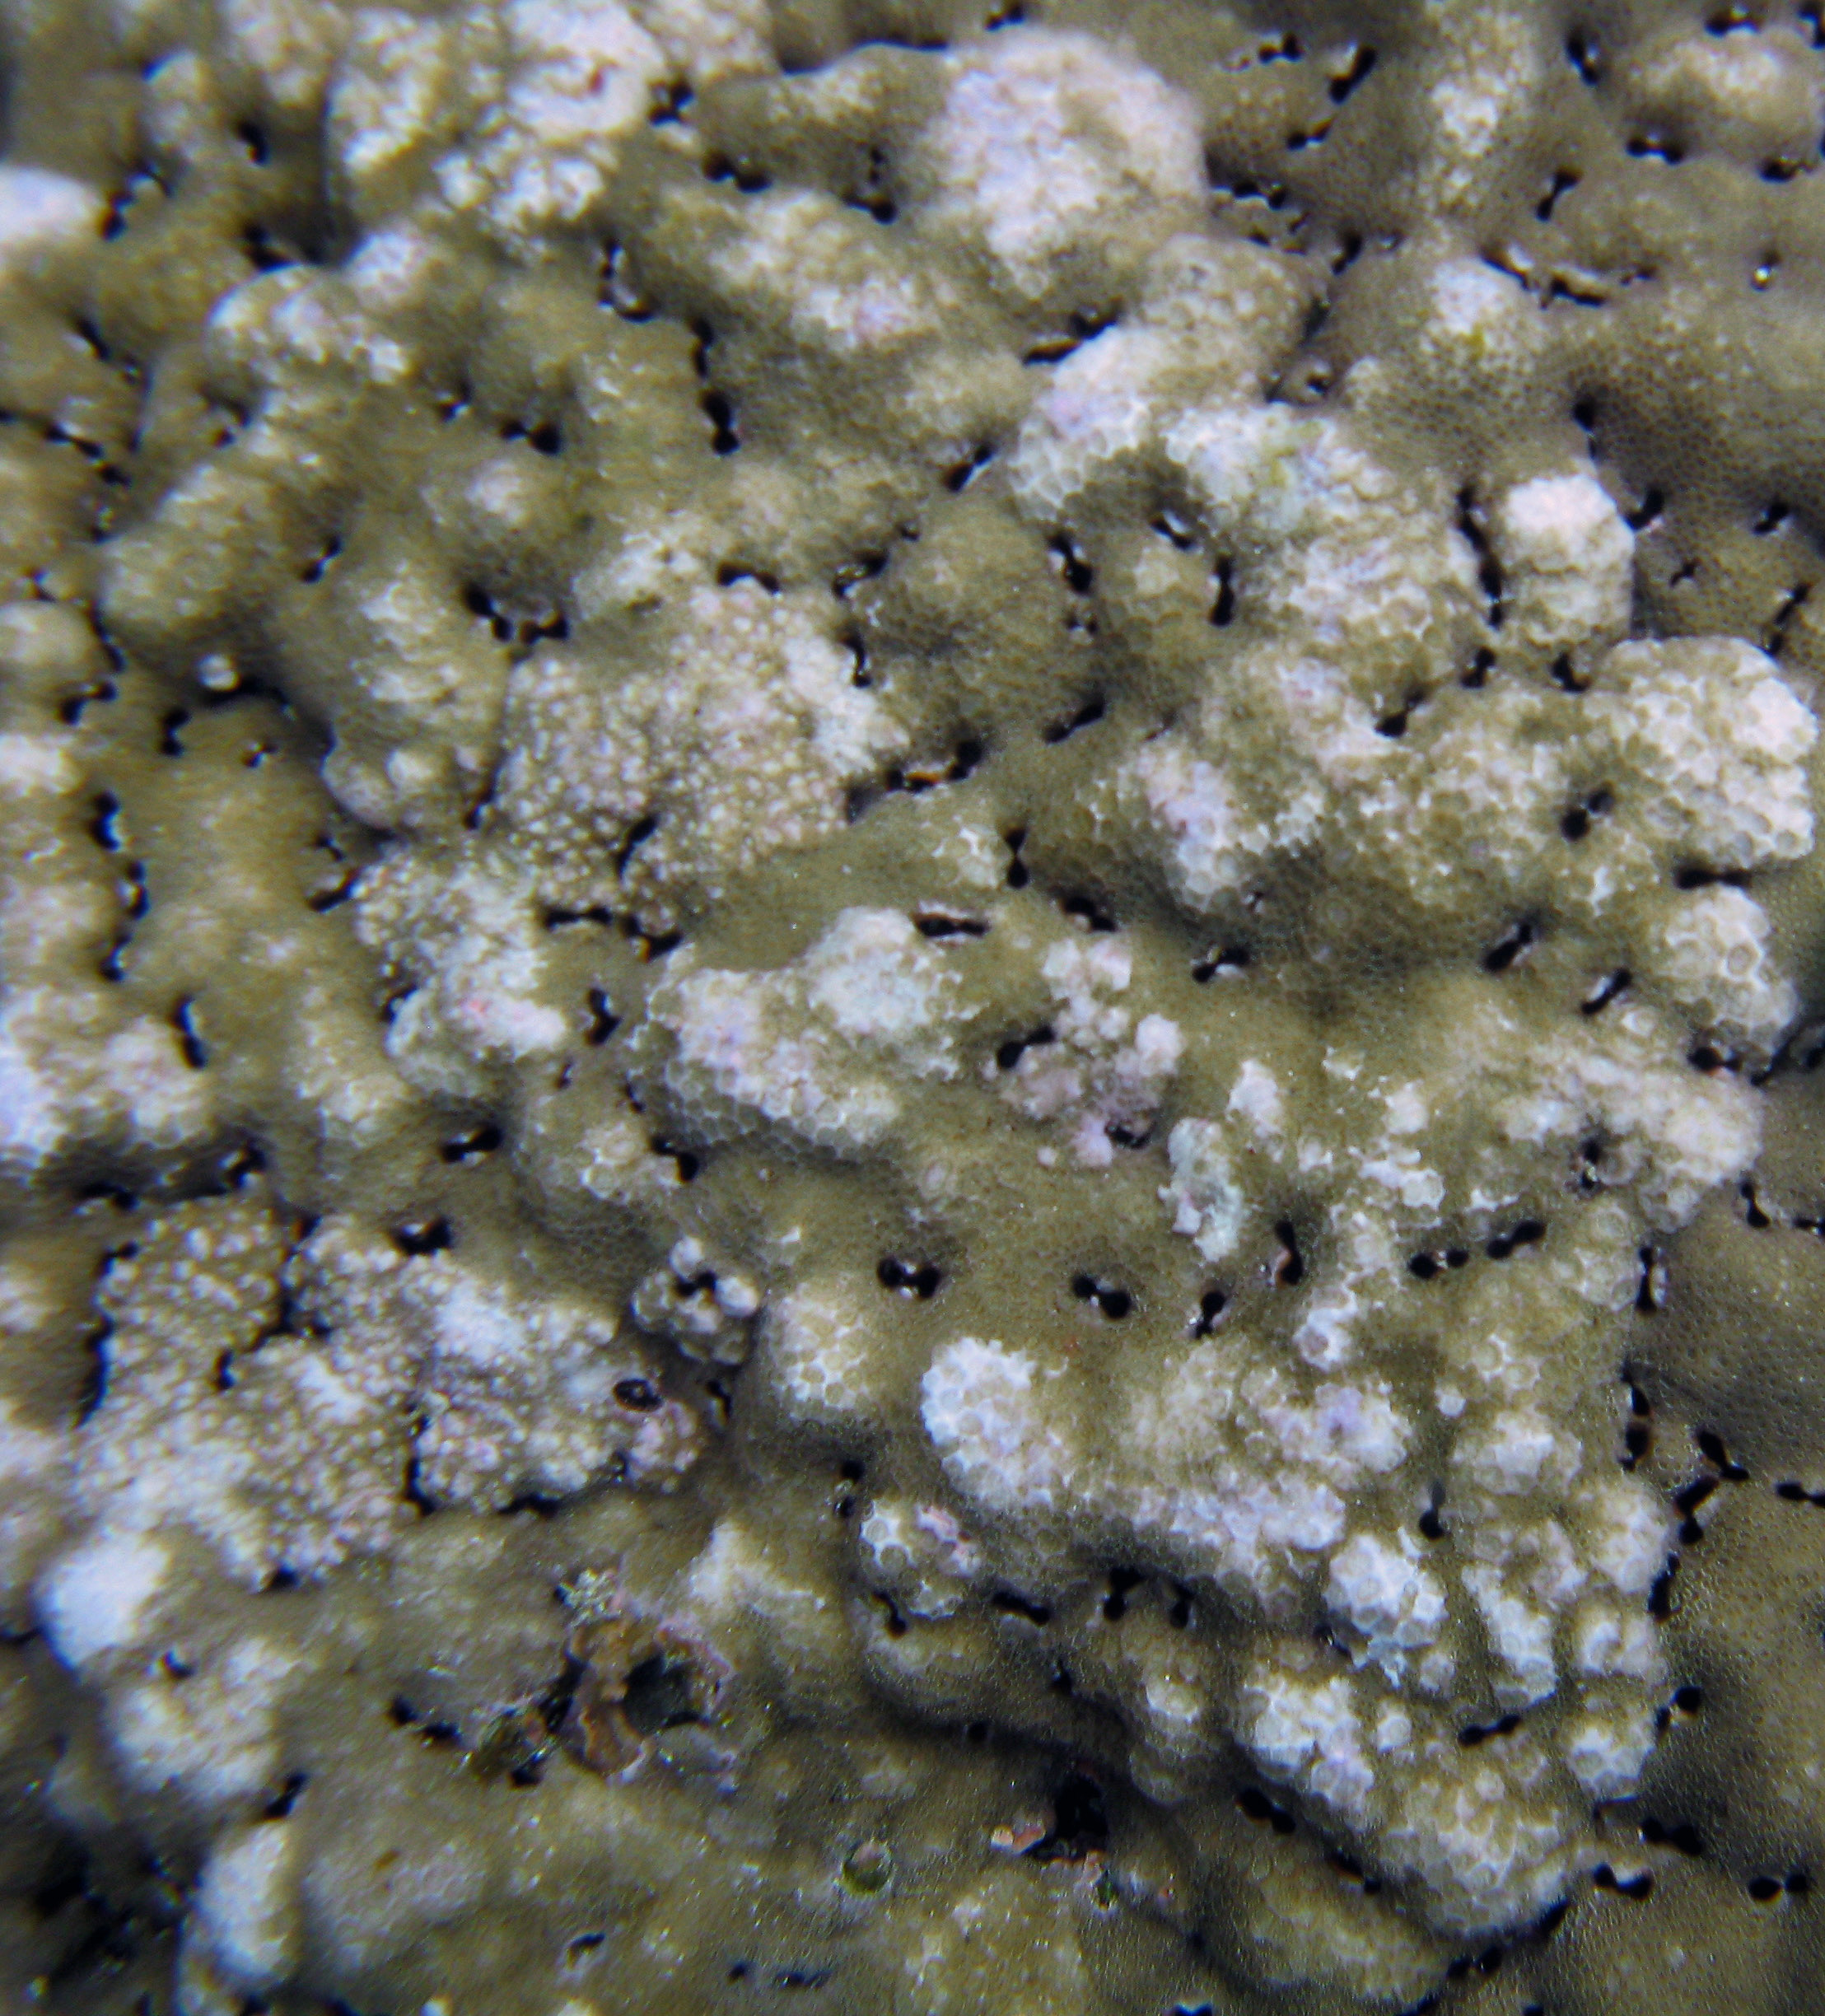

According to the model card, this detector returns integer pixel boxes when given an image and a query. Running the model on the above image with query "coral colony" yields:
[3,3,1825,2012]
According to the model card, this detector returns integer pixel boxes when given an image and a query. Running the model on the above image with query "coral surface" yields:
[6,2,1825,2014]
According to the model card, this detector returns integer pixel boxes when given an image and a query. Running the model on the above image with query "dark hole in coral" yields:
[1048,534,1095,594]
[1536,168,1580,222]
[1004,827,1029,888]
[1626,487,1665,533]
[649,77,692,124]
[1062,892,1118,931]
[242,222,298,272]
[703,390,740,454]
[1459,1712,1522,1747]
[1485,1219,1544,1260]
[620,1653,705,1737]
[160,708,189,756]
[598,240,654,320]
[1749,1875,1784,1902]
[614,1377,660,1412]
[944,443,995,492]
[1456,488,1505,626]
[74,1316,111,1423]
[1461,646,1495,689]
[1756,502,1791,536]
[1272,1222,1305,1286]
[1103,1568,1143,1620]
[300,531,342,584]
[1419,1487,1447,1540]
[878,1257,942,1298]
[89,791,121,851]
[914,912,990,939]
[886,739,983,795]
[581,988,620,1046]
[1636,1246,1664,1314]
[615,814,658,878]
[702,153,770,194]
[393,1217,452,1258]
[1043,694,1105,744]
[1167,1584,1193,1628]
[1376,692,1424,737]
[1674,1476,1717,1517]
[1237,1785,1296,1834]
[1028,1771,1109,1860]
[1329,230,1366,277]
[172,997,207,1069]
[1673,864,1751,890]
[1626,134,1683,165]
[1329,45,1375,103]
[59,678,119,726]
[1022,304,1119,366]
[1557,31,1605,84]
[306,868,357,914]
[1767,581,1811,655]
[1482,918,1536,973]
[262,1771,306,1819]
[623,916,683,960]
[1694,1427,1749,1480]
[992,1589,1051,1627]
[1193,1287,1227,1335]
[1192,945,1250,982]
[1551,654,1589,693]
[1210,557,1236,626]
[1648,1557,1679,1618]
[77,1180,138,1212]
[833,549,888,598]
[441,1121,502,1163]
[1640,1816,1704,1855]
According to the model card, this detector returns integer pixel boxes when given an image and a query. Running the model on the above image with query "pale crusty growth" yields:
[7,4,1825,2015]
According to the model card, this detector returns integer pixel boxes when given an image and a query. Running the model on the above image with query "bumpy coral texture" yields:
[7,3,1825,2014]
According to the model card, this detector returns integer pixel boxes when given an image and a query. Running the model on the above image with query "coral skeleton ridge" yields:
[6,2,1825,2013]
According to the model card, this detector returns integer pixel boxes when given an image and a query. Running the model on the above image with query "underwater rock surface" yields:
[6,1,1825,2010]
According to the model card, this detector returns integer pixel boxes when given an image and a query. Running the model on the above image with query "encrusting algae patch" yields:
[7,1,1825,2011]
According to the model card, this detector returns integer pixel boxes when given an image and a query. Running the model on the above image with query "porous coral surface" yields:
[7,2,1825,2013]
